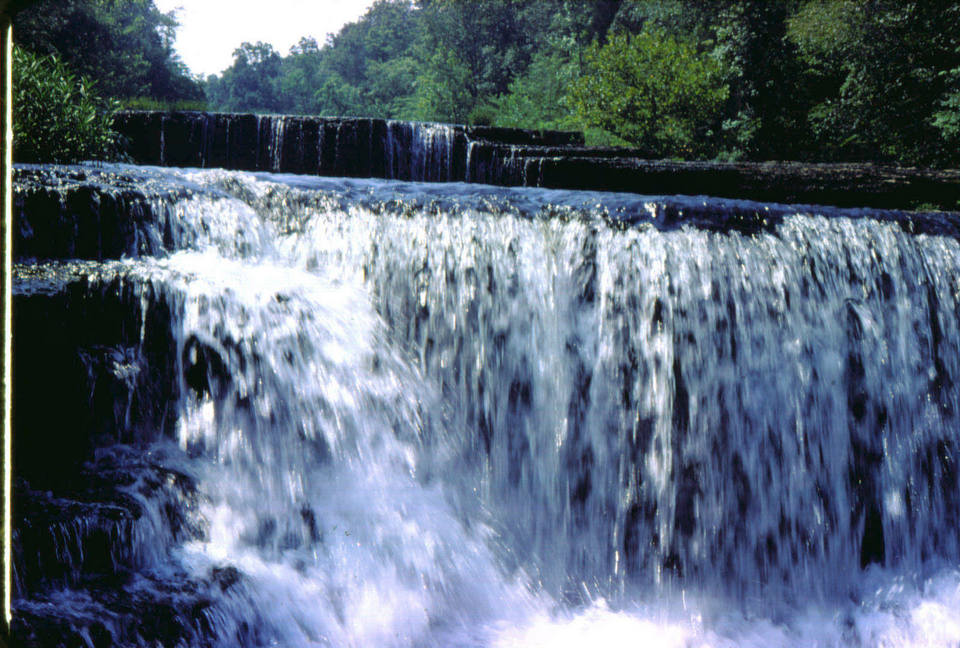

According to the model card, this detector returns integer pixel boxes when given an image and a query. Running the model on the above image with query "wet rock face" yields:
[14,450,203,597]
[11,265,202,647]
[13,271,179,489]
[112,110,580,184]
[12,568,222,648]
[13,165,197,261]
[531,158,960,211]
[464,124,584,147]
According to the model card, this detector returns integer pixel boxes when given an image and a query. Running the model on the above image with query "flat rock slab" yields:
[529,157,960,211]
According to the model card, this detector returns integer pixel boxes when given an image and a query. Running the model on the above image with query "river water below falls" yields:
[12,164,960,647]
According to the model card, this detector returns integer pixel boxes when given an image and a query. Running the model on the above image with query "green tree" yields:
[13,47,122,163]
[934,79,960,147]
[927,5,960,165]
[608,1,807,161]
[313,73,364,117]
[199,0,623,125]
[491,51,581,130]
[400,45,474,123]
[14,0,203,104]
[568,28,729,157]
[711,1,807,160]
[788,0,960,165]
[207,42,284,113]
[609,0,719,41]
[411,0,587,123]
[313,0,421,117]
[276,38,326,114]
[365,56,419,117]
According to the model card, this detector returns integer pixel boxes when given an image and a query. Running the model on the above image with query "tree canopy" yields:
[14,0,204,105]
[15,0,960,167]
[12,0,204,161]
[195,0,960,166]
[567,28,729,158]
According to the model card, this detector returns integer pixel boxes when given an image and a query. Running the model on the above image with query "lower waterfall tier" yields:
[12,165,960,646]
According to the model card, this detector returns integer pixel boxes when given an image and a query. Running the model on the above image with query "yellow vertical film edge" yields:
[2,15,12,633]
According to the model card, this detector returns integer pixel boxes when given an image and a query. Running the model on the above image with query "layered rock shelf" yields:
[113,111,583,183]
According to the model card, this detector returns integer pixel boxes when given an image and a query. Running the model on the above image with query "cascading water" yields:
[384,121,458,182]
[130,113,468,182]
[13,163,960,647]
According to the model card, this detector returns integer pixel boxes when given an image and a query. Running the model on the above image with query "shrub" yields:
[14,46,122,163]
[567,28,729,158]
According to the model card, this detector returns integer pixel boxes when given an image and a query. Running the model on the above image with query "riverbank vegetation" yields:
[12,0,204,162]
[12,47,124,163]
[12,0,960,167]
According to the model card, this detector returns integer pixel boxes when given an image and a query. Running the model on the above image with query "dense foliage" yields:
[787,0,960,165]
[567,29,729,157]
[13,47,123,163]
[202,0,960,166]
[12,0,204,162]
[14,0,204,105]
[14,0,960,166]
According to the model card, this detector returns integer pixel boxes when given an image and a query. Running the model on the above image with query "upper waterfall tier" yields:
[114,111,582,182]
[113,111,960,210]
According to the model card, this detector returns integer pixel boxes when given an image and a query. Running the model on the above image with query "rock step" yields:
[14,266,180,489]
[13,165,198,262]
[12,569,224,648]
[13,455,201,598]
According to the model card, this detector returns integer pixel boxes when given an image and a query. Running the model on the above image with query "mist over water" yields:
[14,164,960,646]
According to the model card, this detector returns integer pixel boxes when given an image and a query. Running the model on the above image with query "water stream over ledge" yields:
[12,164,960,646]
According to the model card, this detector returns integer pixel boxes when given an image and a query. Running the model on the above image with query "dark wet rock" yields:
[465,124,584,147]
[12,571,218,648]
[13,486,138,596]
[210,565,242,592]
[13,448,203,597]
[12,603,117,648]
[183,334,230,400]
[13,445,208,645]
[13,266,180,488]
[860,505,885,568]
[531,157,960,212]
[13,164,200,262]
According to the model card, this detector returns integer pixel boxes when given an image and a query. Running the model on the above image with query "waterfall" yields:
[269,116,286,172]
[385,121,458,182]
[13,164,960,647]
[118,112,570,186]
[466,139,479,183]
[415,123,455,182]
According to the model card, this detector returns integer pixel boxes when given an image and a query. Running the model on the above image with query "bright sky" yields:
[153,0,377,78]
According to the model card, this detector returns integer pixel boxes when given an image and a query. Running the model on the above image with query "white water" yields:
[23,166,960,646]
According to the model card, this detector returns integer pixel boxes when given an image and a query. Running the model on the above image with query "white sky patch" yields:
[154,0,377,78]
